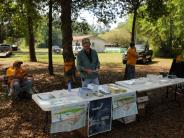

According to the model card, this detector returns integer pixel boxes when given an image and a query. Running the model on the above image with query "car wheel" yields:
[142,58,147,64]
[148,57,152,62]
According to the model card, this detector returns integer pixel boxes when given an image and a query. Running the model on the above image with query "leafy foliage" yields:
[99,23,131,47]
[137,0,184,57]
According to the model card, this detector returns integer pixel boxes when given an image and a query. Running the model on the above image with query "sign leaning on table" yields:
[50,102,87,133]
[88,97,112,137]
[112,92,138,120]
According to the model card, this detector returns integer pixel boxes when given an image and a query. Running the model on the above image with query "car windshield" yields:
[135,44,145,51]
[0,44,11,52]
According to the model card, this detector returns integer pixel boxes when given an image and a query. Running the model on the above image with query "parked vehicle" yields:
[12,44,19,51]
[73,45,82,55]
[52,45,62,54]
[0,44,13,57]
[122,44,153,64]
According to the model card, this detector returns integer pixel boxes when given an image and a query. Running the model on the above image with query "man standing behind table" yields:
[77,38,100,87]
[124,42,138,80]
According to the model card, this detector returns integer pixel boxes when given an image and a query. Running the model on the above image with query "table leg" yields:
[166,86,169,98]
[174,85,177,100]
[44,111,49,133]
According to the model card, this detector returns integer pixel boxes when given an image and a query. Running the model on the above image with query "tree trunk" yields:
[27,15,37,62]
[0,23,4,43]
[26,0,37,62]
[48,0,54,75]
[131,9,137,45]
[60,0,76,83]
[169,17,173,57]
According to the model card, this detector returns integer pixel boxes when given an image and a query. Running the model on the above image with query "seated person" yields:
[6,60,33,97]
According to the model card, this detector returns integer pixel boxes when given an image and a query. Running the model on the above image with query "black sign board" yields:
[88,97,112,137]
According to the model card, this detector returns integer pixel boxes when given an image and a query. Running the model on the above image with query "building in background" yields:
[73,35,106,52]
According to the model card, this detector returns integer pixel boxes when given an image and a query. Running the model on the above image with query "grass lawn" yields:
[0,48,123,66]
[0,48,172,70]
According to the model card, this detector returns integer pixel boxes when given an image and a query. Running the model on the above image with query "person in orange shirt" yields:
[6,61,33,98]
[6,64,16,96]
[124,42,138,80]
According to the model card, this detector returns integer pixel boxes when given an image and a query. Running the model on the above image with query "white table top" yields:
[115,76,184,92]
[32,84,135,111]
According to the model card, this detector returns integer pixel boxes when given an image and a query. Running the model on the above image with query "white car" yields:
[0,44,12,57]
[73,46,82,55]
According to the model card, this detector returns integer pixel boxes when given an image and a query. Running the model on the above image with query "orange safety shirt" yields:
[127,47,137,65]
[6,67,27,84]
[6,67,15,84]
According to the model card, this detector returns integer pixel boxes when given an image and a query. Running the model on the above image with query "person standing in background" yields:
[124,42,138,80]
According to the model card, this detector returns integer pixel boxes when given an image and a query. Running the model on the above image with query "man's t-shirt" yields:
[6,67,15,84]
[127,47,137,65]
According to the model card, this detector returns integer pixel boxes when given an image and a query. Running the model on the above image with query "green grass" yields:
[0,48,122,66]
[0,48,172,68]
[0,48,63,65]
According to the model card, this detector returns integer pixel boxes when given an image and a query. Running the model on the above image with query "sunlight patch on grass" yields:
[99,53,122,66]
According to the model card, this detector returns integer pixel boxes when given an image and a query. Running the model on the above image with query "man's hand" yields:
[84,68,99,74]
[84,68,93,74]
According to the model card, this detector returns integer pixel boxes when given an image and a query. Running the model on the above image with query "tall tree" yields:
[116,0,167,45]
[137,0,184,57]
[59,0,76,83]
[0,0,18,43]
[15,0,44,61]
[26,0,37,62]
[48,0,54,75]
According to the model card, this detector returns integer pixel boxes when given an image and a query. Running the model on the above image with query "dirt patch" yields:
[1,59,184,138]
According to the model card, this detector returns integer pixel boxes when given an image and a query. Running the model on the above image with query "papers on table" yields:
[107,84,127,94]
[122,80,135,85]
[37,93,55,101]
[98,85,111,94]
[78,87,95,98]
[49,96,83,107]
[87,84,98,92]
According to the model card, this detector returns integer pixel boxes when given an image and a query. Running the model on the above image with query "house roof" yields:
[73,35,107,42]
[73,35,94,41]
